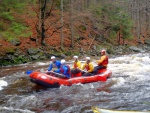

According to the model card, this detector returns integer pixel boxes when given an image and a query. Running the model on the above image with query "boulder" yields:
[10,40,21,46]
[143,46,150,51]
[144,39,150,46]
[3,55,15,61]
[27,48,40,55]
[129,46,145,52]
[31,55,40,60]
[60,53,67,58]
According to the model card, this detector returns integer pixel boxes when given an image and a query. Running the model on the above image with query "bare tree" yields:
[27,0,60,46]
[70,0,74,48]
[60,0,64,50]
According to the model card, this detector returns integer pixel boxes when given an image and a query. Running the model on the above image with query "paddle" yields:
[25,70,67,78]
[47,71,67,78]
[25,70,33,75]
[26,68,48,75]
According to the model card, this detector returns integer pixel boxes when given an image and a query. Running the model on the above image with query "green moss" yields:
[0,60,12,66]
[0,56,31,66]
[64,51,73,56]
[13,56,25,64]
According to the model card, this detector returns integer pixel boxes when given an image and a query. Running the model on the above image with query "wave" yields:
[0,107,34,113]
[0,80,8,91]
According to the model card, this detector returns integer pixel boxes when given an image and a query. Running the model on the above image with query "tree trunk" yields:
[70,0,74,48]
[60,0,64,50]
[146,0,150,35]
[118,31,121,45]
[123,38,125,45]
[136,1,141,44]
[40,0,46,46]
[36,0,42,45]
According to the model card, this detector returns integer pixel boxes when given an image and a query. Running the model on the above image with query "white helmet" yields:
[61,59,66,64]
[101,49,106,54]
[73,56,78,59]
[51,56,56,60]
[86,57,90,60]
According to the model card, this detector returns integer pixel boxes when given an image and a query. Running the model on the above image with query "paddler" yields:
[93,49,109,74]
[81,57,94,76]
[71,56,82,77]
[60,59,71,78]
[46,56,61,73]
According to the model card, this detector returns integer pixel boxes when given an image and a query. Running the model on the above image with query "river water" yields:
[0,53,150,113]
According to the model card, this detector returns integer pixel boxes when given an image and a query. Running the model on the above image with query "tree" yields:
[27,0,60,46]
[118,0,150,44]
[90,2,133,45]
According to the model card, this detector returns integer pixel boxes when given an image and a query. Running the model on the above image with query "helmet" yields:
[101,49,106,54]
[73,56,78,59]
[51,56,56,60]
[61,59,66,64]
[86,57,90,60]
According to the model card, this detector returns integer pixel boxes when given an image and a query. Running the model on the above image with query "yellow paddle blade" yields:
[91,106,101,113]
[91,106,150,113]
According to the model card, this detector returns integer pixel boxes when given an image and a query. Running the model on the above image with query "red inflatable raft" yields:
[29,69,112,88]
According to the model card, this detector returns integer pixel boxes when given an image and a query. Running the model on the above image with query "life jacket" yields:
[60,65,70,74]
[74,62,78,68]
[53,60,61,68]
[100,55,108,66]
[85,64,90,71]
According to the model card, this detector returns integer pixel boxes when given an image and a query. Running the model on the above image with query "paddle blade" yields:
[91,106,100,113]
[26,70,33,75]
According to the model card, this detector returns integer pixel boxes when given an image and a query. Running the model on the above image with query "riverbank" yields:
[0,37,150,66]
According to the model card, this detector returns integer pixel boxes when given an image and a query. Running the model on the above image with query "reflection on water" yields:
[0,53,150,112]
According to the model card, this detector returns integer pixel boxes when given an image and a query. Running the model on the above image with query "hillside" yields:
[1,0,150,66]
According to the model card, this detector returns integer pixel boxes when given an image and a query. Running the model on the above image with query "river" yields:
[0,53,150,113]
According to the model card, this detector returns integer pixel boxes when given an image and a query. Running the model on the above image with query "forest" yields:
[0,0,150,65]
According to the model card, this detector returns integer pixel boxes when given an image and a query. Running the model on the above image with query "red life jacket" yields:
[60,65,70,74]
[85,64,90,71]
[100,55,108,66]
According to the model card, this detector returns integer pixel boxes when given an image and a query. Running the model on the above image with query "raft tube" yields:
[92,106,150,113]
[29,69,112,88]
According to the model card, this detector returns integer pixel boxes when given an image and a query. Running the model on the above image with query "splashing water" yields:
[0,80,8,90]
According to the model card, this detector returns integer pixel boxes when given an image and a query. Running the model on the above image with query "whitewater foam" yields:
[0,80,8,90]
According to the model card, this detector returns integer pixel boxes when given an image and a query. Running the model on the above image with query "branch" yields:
[45,17,60,31]
[47,26,62,38]
[44,0,57,21]
[88,35,96,50]
[26,12,38,30]
[29,4,39,17]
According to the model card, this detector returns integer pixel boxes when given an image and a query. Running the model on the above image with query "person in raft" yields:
[81,57,94,76]
[93,49,108,74]
[59,59,71,78]
[46,56,61,74]
[71,56,82,77]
